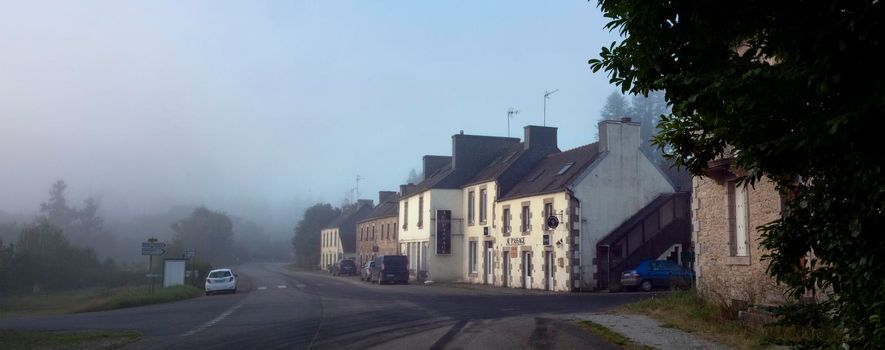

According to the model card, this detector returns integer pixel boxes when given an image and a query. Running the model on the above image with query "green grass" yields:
[79,285,203,313]
[617,290,827,349]
[0,329,141,350]
[0,285,203,318]
[577,320,652,350]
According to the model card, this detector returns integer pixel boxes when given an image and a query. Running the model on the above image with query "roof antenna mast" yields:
[543,89,559,126]
[507,107,519,137]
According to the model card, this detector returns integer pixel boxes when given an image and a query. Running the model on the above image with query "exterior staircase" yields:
[595,192,691,290]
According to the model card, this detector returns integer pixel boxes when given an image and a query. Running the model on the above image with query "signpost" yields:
[142,238,166,295]
[435,210,452,255]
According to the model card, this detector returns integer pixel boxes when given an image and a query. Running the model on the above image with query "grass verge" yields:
[0,285,203,318]
[577,320,652,350]
[617,290,826,349]
[79,285,203,313]
[0,329,141,350]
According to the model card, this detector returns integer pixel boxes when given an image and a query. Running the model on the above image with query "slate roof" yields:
[401,163,456,196]
[499,143,601,201]
[324,201,374,253]
[358,195,400,223]
[463,142,528,187]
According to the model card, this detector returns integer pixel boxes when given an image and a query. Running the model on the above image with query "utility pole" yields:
[507,108,519,137]
[355,175,362,200]
[543,89,559,126]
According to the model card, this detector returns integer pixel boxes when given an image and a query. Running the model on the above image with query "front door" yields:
[545,251,553,291]
[485,242,493,284]
[523,251,533,289]
[502,251,509,287]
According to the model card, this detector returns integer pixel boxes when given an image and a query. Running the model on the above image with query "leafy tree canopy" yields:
[292,203,340,268]
[590,0,884,346]
[171,207,235,265]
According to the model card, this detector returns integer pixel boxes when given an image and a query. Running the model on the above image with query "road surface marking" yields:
[257,286,267,290]
[277,285,287,289]
[296,284,306,288]
[181,302,244,337]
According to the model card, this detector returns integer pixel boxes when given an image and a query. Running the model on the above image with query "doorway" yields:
[544,251,553,291]
[523,251,533,289]
[484,242,493,285]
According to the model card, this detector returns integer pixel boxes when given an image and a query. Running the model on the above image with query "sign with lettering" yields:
[504,237,525,247]
[436,210,452,255]
[510,246,518,259]
[141,242,166,256]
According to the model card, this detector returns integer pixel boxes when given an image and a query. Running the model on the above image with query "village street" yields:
[0,262,661,349]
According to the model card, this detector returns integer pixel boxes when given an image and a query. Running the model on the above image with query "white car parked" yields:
[205,268,238,295]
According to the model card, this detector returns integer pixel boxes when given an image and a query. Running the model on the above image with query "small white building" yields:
[319,200,374,271]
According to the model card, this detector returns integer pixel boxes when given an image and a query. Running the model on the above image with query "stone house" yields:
[693,157,790,305]
[398,132,519,282]
[356,191,400,267]
[319,199,374,271]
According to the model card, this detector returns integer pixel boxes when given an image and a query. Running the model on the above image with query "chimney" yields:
[378,191,397,203]
[423,155,451,178]
[523,125,558,151]
[598,118,641,154]
[451,133,519,170]
[399,183,416,196]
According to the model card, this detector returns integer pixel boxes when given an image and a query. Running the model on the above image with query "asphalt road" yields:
[0,262,660,349]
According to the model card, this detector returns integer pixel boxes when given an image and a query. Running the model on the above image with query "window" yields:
[544,202,553,220]
[403,201,409,228]
[418,195,424,228]
[727,181,749,257]
[556,162,575,175]
[521,205,530,233]
[502,208,511,235]
[468,191,475,225]
[479,189,488,223]
[372,225,375,240]
[469,241,478,273]
[527,169,546,182]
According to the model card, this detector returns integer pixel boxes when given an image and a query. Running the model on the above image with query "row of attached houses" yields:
[316,117,804,307]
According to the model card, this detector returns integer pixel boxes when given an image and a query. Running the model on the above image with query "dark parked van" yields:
[371,255,409,284]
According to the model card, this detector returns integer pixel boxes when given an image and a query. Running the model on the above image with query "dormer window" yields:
[557,162,575,175]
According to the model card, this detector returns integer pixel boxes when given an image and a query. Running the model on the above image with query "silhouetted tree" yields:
[171,207,235,265]
[600,91,628,120]
[291,203,340,268]
[406,168,422,184]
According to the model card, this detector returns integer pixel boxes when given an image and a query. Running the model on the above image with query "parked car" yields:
[621,259,693,292]
[361,261,375,281]
[205,268,238,295]
[332,259,357,276]
[371,255,409,284]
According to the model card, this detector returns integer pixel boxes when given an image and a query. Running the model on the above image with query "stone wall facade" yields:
[356,216,399,267]
[693,175,789,306]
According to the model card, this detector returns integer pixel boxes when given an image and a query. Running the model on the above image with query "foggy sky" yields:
[0,1,619,225]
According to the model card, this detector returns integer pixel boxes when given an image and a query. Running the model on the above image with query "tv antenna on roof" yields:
[543,89,559,126]
[507,107,519,137]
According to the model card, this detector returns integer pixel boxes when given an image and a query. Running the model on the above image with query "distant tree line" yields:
[0,180,291,295]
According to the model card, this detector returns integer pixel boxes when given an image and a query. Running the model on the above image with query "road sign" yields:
[142,242,167,256]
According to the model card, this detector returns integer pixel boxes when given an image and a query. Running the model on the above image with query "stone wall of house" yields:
[357,216,399,267]
[693,176,790,306]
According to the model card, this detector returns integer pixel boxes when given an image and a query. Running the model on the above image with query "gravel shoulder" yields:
[583,313,727,350]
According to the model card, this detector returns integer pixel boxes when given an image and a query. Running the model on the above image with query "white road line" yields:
[277,285,287,289]
[257,286,267,290]
[296,284,306,288]
[181,302,244,337]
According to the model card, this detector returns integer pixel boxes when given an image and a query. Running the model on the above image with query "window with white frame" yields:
[479,189,488,223]
[418,195,424,228]
[468,190,475,225]
[727,181,749,257]
[521,204,530,233]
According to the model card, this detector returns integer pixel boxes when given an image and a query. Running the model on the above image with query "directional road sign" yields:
[142,242,167,256]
